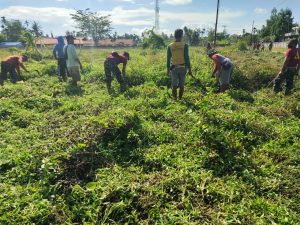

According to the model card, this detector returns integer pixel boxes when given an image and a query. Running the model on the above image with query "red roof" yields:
[36,38,136,47]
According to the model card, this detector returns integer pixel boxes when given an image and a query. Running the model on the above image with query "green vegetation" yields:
[0,47,300,224]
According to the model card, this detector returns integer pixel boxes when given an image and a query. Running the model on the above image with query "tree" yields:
[1,18,25,41]
[31,21,43,37]
[260,8,295,41]
[19,30,42,60]
[183,26,201,46]
[70,8,112,44]
[0,33,5,42]
[141,29,165,49]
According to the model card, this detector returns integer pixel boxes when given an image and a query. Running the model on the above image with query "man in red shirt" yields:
[273,39,299,95]
[207,49,234,93]
[104,51,129,93]
[0,55,29,85]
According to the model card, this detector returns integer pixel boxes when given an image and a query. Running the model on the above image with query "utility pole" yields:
[213,0,220,47]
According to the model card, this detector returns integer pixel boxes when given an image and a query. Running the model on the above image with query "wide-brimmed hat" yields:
[207,49,217,56]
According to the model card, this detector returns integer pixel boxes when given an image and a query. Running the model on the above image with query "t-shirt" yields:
[64,44,80,68]
[285,48,300,67]
[212,54,231,73]
[2,56,23,69]
[107,54,127,65]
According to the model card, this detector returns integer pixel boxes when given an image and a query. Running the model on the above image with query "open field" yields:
[0,47,300,224]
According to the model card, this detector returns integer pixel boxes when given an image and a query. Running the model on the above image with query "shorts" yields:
[219,63,233,86]
[171,67,186,88]
[67,66,81,82]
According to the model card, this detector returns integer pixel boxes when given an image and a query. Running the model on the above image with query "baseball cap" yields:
[207,49,217,56]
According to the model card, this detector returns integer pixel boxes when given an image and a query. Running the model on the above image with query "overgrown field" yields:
[0,47,300,224]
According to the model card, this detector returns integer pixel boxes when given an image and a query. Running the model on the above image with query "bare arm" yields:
[20,63,29,73]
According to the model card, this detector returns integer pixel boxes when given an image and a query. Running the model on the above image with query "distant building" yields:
[284,26,299,40]
[0,42,24,48]
[36,37,136,48]
[36,37,83,48]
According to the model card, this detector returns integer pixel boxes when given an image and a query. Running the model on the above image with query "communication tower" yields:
[155,0,160,33]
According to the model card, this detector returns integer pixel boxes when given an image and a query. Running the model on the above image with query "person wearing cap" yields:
[104,51,129,92]
[53,36,67,81]
[167,28,192,100]
[63,35,83,86]
[0,55,29,85]
[207,49,234,93]
[273,39,300,95]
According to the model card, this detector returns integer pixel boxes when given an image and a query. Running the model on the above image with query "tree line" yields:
[0,7,298,48]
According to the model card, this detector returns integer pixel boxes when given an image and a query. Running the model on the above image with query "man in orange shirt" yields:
[0,55,29,85]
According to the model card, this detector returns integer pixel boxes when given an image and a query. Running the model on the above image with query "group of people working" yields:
[0,30,299,98]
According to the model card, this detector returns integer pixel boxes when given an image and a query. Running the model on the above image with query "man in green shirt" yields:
[167,29,192,100]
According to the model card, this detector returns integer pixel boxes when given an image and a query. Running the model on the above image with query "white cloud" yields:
[0,6,75,35]
[0,5,245,36]
[163,0,192,5]
[254,8,267,15]
[106,7,154,26]
[118,0,135,3]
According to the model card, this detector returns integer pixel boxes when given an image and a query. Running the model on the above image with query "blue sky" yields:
[0,0,299,36]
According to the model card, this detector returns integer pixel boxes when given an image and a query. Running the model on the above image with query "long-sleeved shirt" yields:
[53,36,65,59]
[167,41,191,69]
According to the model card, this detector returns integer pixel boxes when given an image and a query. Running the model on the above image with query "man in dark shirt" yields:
[0,55,29,85]
[273,39,300,95]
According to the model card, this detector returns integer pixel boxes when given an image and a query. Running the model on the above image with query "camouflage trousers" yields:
[104,59,125,91]
[273,68,297,95]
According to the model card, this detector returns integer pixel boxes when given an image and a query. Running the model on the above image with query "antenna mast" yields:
[155,0,160,33]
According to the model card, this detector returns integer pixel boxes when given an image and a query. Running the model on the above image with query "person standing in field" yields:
[268,41,273,51]
[104,51,129,93]
[166,29,192,100]
[207,49,234,93]
[53,36,67,81]
[63,35,83,86]
[0,55,30,85]
[273,39,300,95]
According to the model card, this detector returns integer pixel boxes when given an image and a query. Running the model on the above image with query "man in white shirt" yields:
[64,35,83,86]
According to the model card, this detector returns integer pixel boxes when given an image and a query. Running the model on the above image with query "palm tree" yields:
[31,21,43,37]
